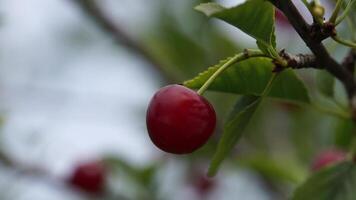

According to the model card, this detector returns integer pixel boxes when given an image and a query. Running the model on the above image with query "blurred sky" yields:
[0,0,160,199]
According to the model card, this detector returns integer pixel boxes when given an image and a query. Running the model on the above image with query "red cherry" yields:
[311,149,346,171]
[146,84,216,154]
[68,161,106,194]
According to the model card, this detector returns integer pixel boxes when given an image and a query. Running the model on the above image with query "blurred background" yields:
[0,0,353,199]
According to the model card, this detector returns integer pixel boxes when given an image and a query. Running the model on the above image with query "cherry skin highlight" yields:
[311,149,346,171]
[146,84,216,154]
[68,161,106,194]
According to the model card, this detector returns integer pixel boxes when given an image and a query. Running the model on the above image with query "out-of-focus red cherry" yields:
[311,149,346,171]
[68,160,106,194]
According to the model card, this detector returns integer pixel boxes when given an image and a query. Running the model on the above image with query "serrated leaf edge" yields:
[183,56,234,87]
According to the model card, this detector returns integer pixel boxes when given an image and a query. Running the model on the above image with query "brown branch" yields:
[279,50,319,69]
[268,0,356,120]
[342,49,356,74]
[273,51,319,72]
[71,0,175,82]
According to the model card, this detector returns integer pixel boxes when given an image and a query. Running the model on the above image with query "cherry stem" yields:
[332,35,356,48]
[197,49,269,95]
[335,0,356,26]
[329,0,342,24]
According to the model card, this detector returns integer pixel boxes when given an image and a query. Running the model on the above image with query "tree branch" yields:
[269,0,356,117]
[342,49,356,74]
[279,50,319,69]
[273,51,319,72]
[71,0,175,82]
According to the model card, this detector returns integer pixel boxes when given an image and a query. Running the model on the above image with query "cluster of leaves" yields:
[186,0,307,175]
[180,0,356,199]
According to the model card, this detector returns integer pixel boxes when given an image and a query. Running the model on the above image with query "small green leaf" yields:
[184,57,310,104]
[292,161,356,200]
[256,26,277,58]
[195,0,275,47]
[316,70,335,98]
[208,96,261,176]
[257,41,275,57]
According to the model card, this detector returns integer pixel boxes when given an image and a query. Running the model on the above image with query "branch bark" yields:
[342,49,356,74]
[279,50,319,69]
[269,0,356,119]
[71,0,175,82]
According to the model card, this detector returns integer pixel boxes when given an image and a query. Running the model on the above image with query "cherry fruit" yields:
[146,84,216,154]
[68,160,106,194]
[311,149,346,171]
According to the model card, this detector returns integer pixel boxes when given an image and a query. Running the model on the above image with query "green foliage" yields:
[238,154,307,184]
[143,1,238,81]
[195,0,276,49]
[184,57,310,104]
[316,70,335,98]
[103,156,157,187]
[292,161,356,200]
[268,69,311,103]
[208,96,261,176]
[334,119,355,149]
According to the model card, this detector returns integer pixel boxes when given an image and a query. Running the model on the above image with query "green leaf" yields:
[316,70,335,98]
[184,57,310,104]
[208,96,261,176]
[256,27,277,57]
[238,154,307,184]
[334,119,355,149]
[257,40,275,57]
[292,161,356,200]
[104,156,138,176]
[269,69,311,103]
[195,0,276,47]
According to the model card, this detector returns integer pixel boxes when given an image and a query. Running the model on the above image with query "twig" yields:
[342,49,356,74]
[272,50,319,72]
[342,49,356,123]
[329,0,343,23]
[332,35,356,48]
[71,0,175,82]
[279,50,319,69]
[197,49,268,95]
[335,0,356,26]
[268,0,356,119]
